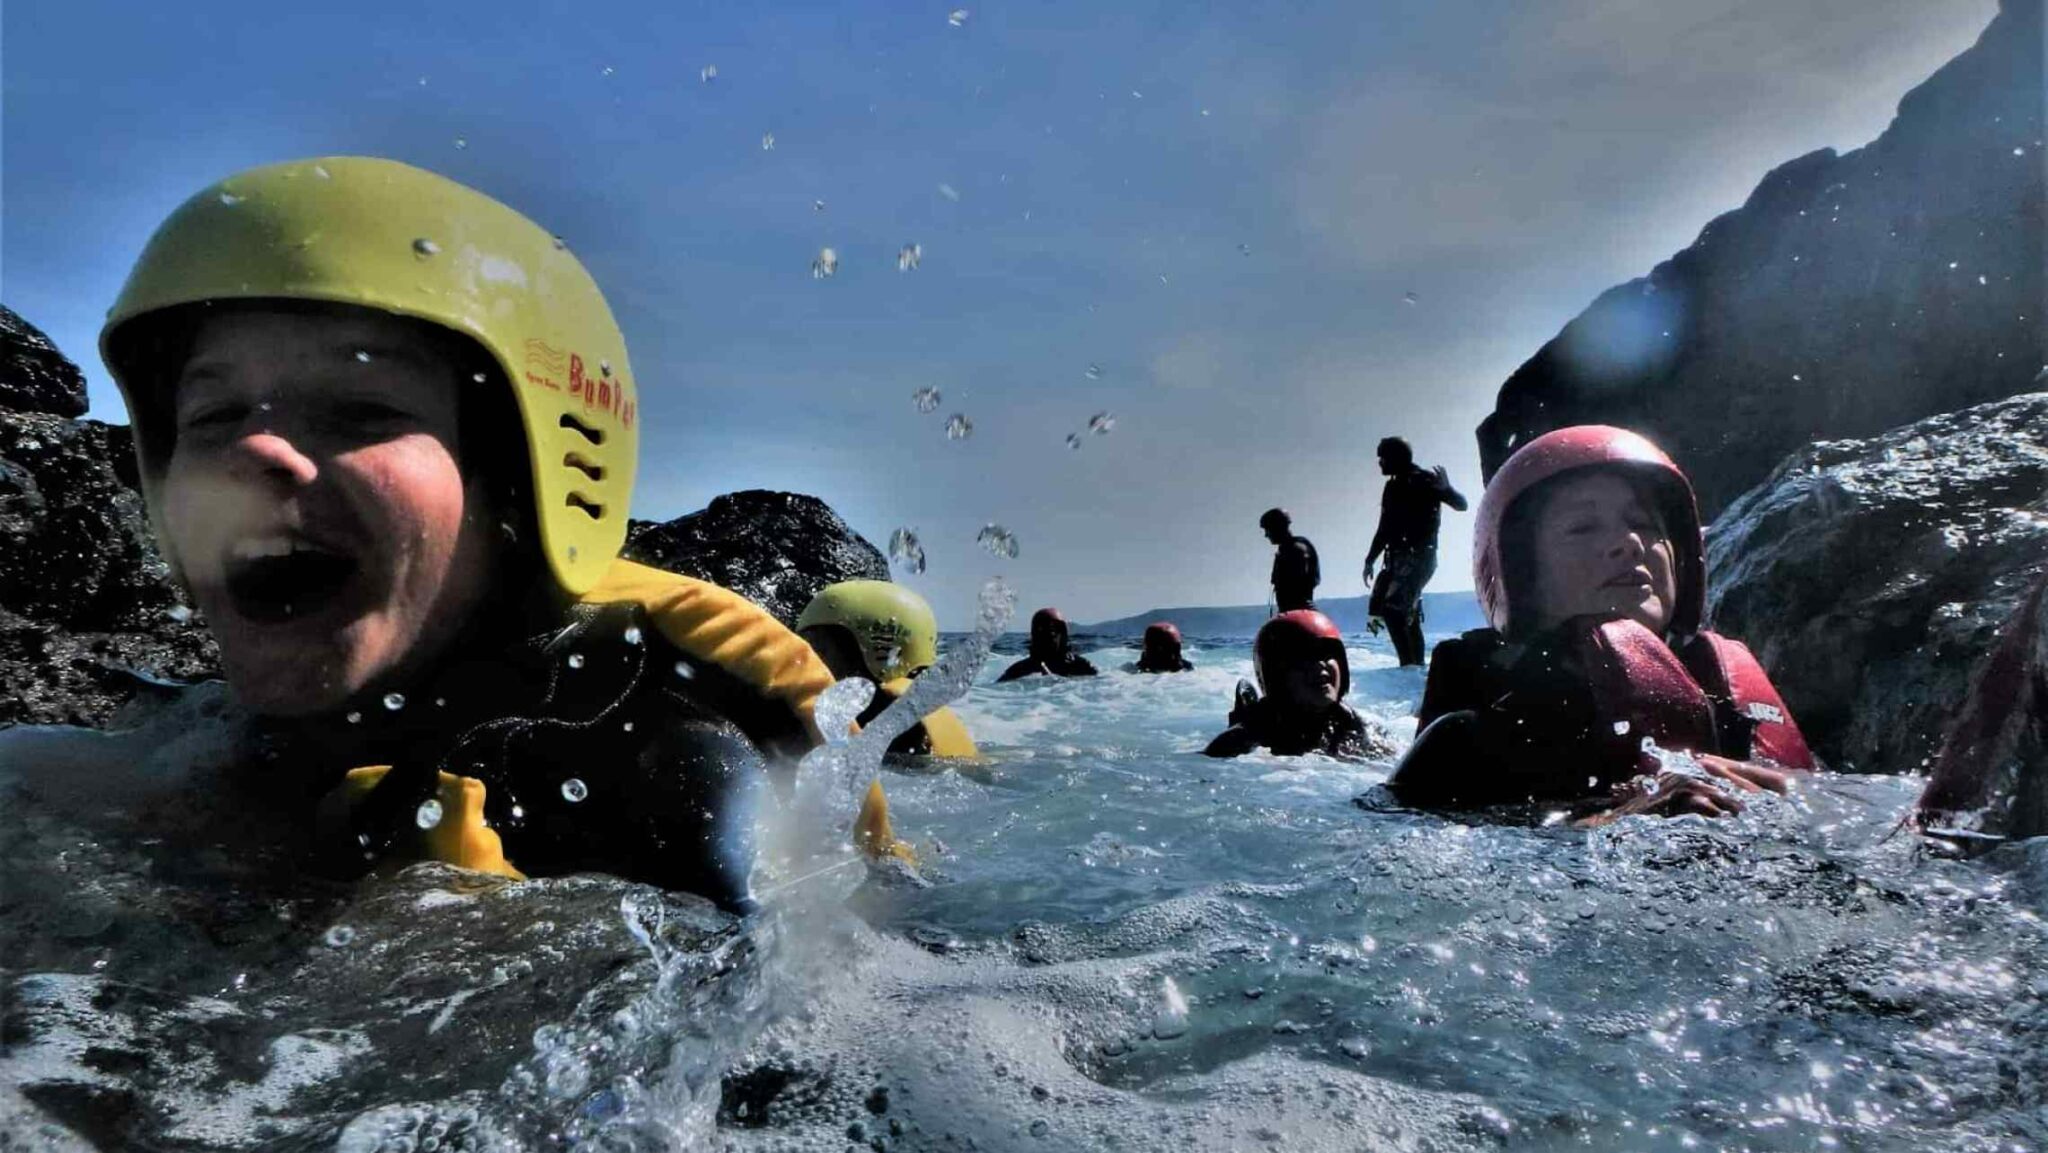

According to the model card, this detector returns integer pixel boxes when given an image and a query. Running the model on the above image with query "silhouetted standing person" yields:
[1261,508,1320,613]
[1363,437,1467,667]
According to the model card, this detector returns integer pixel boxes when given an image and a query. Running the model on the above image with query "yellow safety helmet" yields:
[99,156,636,597]
[796,579,939,682]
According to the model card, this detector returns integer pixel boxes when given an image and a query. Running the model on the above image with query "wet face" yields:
[159,308,502,717]
[1030,613,1068,657]
[800,625,873,683]
[1524,472,1679,636]
[1275,654,1343,712]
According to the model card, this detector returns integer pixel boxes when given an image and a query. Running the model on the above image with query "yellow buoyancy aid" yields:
[320,558,835,878]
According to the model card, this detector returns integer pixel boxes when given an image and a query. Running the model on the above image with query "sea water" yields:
[3,628,2044,1152]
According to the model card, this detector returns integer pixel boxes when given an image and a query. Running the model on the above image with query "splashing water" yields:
[888,527,927,574]
[760,133,775,151]
[912,386,942,414]
[947,8,970,26]
[699,64,717,82]
[812,678,877,745]
[944,413,973,440]
[897,243,922,272]
[975,523,1019,559]
[1085,362,1103,379]
[1088,411,1116,436]
[1066,432,1084,450]
[811,247,838,280]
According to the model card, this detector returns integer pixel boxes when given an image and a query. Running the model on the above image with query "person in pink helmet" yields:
[1133,621,1195,673]
[1385,426,1816,822]
[1205,610,1385,759]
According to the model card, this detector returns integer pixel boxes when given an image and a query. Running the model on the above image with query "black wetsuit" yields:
[1134,653,1195,673]
[1204,698,1374,759]
[1271,534,1321,613]
[1367,467,1465,666]
[996,650,1099,681]
[293,602,805,912]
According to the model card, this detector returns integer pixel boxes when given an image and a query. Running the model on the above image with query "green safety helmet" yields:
[99,156,638,598]
[796,580,940,682]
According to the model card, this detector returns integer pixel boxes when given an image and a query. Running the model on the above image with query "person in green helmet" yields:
[797,580,980,759]
[6,156,837,914]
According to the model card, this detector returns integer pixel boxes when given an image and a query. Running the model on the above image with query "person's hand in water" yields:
[1576,771,1744,825]
[1695,754,1794,795]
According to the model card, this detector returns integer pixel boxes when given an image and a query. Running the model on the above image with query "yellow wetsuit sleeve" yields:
[332,766,525,879]
[580,558,833,747]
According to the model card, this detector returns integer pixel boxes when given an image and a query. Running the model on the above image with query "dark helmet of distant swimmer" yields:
[1253,610,1349,699]
[1472,425,1705,639]
[1258,508,1291,534]
[1029,607,1069,653]
[98,156,638,600]
[1143,621,1182,651]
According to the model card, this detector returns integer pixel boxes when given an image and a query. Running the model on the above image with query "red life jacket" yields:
[1570,619,1817,772]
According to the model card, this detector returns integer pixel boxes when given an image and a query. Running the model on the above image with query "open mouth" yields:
[223,538,361,624]
[1604,569,1654,590]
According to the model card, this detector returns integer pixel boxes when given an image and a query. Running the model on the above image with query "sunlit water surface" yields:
[4,631,2045,1152]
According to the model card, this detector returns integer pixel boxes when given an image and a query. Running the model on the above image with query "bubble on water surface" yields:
[912,386,942,413]
[945,413,973,440]
[1153,976,1190,1038]
[324,925,357,948]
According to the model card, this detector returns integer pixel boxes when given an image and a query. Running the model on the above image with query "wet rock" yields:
[1917,572,2048,840]
[1704,393,2048,773]
[0,305,88,417]
[0,318,220,727]
[1478,0,2046,518]
[625,490,890,628]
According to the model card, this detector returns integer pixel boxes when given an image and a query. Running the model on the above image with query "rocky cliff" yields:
[1478,0,2045,518]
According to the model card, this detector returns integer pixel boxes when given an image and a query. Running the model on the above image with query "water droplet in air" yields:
[1792,373,1802,382]
[812,247,839,279]
[552,235,568,251]
[937,183,961,202]
[415,799,444,829]
[346,711,363,725]
[1088,411,1115,436]
[1612,720,1630,735]
[976,523,1019,559]
[948,9,970,27]
[218,192,243,206]
[623,625,643,646]
[1065,433,1083,450]
[1238,243,1251,255]
[600,359,613,377]
[700,64,718,83]
[601,65,615,77]
[1949,261,1960,270]
[566,653,585,669]
[889,528,927,574]
[2015,147,2026,156]
[383,692,406,711]
[561,778,589,803]
[812,199,827,212]
[324,925,357,948]
[313,165,331,179]
[453,137,468,150]
[761,133,776,151]
[897,243,923,272]
[945,413,974,440]
[413,238,441,257]
[472,372,489,383]
[353,350,373,363]
[1085,363,1102,379]
[1403,291,1419,304]
[675,660,696,680]
[912,386,942,413]
[1978,274,1988,286]
[622,721,634,732]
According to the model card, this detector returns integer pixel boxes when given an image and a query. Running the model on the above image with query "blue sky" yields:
[3,0,1995,625]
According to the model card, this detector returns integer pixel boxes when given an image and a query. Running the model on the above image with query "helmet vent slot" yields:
[559,414,605,446]
[565,493,605,520]
[563,453,605,482]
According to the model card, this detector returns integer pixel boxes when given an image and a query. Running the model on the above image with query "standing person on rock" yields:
[1260,508,1321,613]
[9,156,839,913]
[1383,426,1815,823]
[1363,437,1467,668]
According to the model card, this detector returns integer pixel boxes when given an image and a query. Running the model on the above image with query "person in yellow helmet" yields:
[796,580,979,759]
[84,156,834,912]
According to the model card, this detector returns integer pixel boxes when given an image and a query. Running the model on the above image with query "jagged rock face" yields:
[0,364,219,726]
[624,490,890,628]
[0,305,88,418]
[1479,0,2046,518]
[1704,393,2048,774]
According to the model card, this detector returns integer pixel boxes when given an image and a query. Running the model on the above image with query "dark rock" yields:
[0,305,88,417]
[1704,393,2048,773]
[0,320,220,726]
[624,490,890,628]
[1917,572,2048,841]
[1478,0,2046,518]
